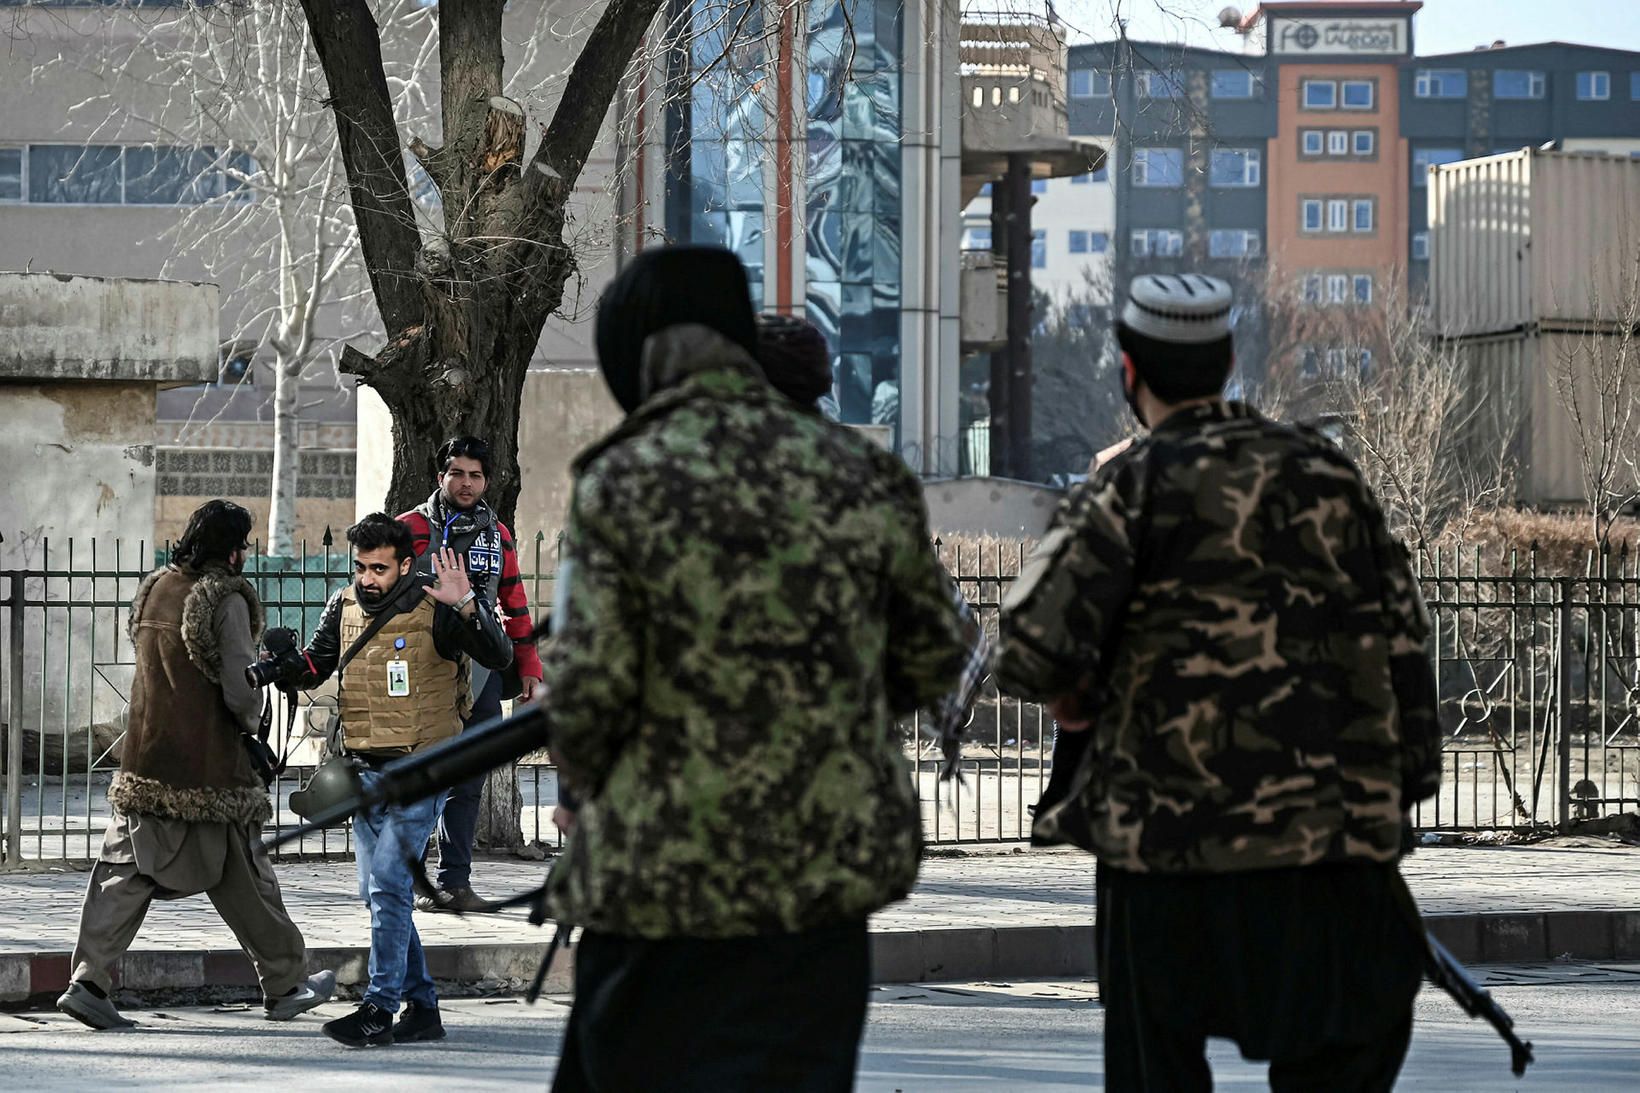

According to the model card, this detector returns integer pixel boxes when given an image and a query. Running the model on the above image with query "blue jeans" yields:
[435,671,503,890]
[354,768,445,1013]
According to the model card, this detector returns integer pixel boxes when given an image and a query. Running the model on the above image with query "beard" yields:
[357,582,385,605]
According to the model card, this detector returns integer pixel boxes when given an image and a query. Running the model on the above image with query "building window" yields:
[1303,80,1337,109]
[28,144,123,204]
[1414,69,1468,98]
[1412,230,1430,260]
[1068,230,1088,254]
[1132,229,1182,257]
[1302,198,1323,232]
[1340,80,1374,110]
[1353,199,1374,233]
[1031,229,1047,269]
[1328,199,1349,233]
[1070,69,1110,99]
[1328,130,1349,156]
[1132,147,1184,187]
[1577,71,1611,101]
[1030,178,1048,195]
[1301,130,1324,156]
[1413,147,1464,186]
[0,147,21,202]
[1137,71,1184,99]
[1208,229,1261,258]
[962,224,992,251]
[1353,274,1373,303]
[1303,275,1322,304]
[125,146,221,205]
[977,182,992,196]
[1327,274,1349,304]
[1633,73,1640,100]
[1211,70,1258,99]
[1494,70,1545,99]
[1353,130,1375,156]
[1209,148,1261,187]
[1090,231,1110,254]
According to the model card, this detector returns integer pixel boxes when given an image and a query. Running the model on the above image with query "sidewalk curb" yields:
[7,909,1640,1010]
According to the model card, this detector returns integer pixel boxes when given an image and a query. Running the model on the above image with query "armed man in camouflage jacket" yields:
[541,246,966,1092]
[995,274,1442,1092]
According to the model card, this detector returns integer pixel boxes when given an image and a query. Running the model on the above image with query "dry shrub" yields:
[1434,509,1640,576]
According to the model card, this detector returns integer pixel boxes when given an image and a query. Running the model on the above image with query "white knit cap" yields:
[1119,274,1234,344]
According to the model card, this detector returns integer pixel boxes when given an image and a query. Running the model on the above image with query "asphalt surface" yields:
[4,966,1639,1090]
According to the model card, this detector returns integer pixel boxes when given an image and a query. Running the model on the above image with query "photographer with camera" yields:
[293,514,512,1047]
[57,500,335,1031]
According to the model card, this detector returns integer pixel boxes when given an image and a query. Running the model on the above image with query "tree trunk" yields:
[474,766,525,850]
[267,355,301,557]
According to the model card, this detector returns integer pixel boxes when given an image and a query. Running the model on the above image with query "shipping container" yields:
[1428,150,1640,339]
[1451,329,1640,507]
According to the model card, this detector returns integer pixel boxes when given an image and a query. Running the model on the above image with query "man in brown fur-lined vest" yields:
[58,500,335,1031]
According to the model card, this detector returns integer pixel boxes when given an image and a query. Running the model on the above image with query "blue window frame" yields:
[1031,229,1047,269]
[1132,147,1184,187]
[1577,72,1610,101]
[1632,73,1640,100]
[1494,70,1545,100]
[1068,230,1088,254]
[1070,69,1110,99]
[1303,80,1336,109]
[1341,80,1374,110]
[1138,71,1183,99]
[1209,148,1260,187]
[1412,230,1430,261]
[1090,232,1110,254]
[0,147,21,202]
[1211,70,1256,99]
[1414,69,1467,98]
[1413,148,1464,186]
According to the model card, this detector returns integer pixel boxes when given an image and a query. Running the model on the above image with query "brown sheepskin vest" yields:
[109,565,272,826]
[337,586,467,753]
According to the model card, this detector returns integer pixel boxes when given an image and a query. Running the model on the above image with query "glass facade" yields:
[665,0,769,309]
[805,0,904,439]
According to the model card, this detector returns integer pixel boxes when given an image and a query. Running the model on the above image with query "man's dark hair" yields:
[347,513,415,562]
[437,436,491,477]
[1116,323,1234,403]
[172,499,253,569]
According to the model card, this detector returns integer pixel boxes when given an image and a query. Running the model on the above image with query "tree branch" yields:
[536,0,665,190]
[297,0,424,334]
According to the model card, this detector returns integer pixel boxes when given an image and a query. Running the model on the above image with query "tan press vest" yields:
[337,586,470,753]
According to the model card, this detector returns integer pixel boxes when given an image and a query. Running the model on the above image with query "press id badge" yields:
[386,659,410,697]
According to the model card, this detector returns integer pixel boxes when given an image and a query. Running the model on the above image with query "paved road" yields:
[4,966,1638,1090]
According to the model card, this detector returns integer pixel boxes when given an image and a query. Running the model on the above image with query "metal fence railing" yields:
[4,536,1638,866]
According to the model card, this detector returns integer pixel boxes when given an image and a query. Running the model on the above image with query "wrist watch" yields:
[455,590,477,611]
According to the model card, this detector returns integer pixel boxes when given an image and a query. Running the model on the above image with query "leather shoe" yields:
[416,884,498,914]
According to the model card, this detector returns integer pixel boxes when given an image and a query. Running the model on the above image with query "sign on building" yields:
[1269,16,1410,57]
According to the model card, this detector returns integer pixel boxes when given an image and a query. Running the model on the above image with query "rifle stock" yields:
[1424,933,1535,1077]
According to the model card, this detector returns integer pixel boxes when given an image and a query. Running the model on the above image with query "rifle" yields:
[263,700,550,850]
[1423,932,1535,1077]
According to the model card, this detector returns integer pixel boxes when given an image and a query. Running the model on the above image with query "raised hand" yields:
[426,545,473,607]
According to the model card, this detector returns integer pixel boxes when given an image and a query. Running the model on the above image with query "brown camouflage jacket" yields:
[995,400,1441,873]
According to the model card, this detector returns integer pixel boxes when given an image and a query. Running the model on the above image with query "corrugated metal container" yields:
[1452,329,1640,506]
[1428,150,1640,338]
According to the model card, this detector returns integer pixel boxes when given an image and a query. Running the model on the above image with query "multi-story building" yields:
[1023,2,1640,324]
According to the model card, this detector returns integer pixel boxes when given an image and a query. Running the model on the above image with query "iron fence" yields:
[3,536,1638,866]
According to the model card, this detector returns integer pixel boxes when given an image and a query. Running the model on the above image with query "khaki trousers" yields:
[70,820,308,999]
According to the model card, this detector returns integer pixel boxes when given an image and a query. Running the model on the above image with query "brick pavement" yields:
[2,841,1637,1005]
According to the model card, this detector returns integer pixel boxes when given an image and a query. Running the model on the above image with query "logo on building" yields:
[1271,17,1408,56]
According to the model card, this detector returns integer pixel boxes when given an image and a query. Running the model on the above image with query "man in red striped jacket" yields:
[398,436,543,912]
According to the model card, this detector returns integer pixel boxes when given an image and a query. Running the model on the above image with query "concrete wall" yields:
[0,272,218,385]
[514,369,623,545]
[922,475,1063,539]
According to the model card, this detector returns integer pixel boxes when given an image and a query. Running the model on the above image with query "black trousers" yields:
[1098,862,1423,1093]
[551,920,869,1093]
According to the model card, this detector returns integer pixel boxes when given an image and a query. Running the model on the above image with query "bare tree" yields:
[57,2,440,556]
[1551,255,1640,552]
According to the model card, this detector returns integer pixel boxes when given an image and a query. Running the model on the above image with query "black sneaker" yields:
[393,1001,447,1043]
[322,1002,394,1047]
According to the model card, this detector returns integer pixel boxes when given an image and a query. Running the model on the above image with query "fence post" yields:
[1556,576,1574,830]
[5,572,24,865]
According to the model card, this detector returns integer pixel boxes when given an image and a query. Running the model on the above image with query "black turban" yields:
[755,313,833,409]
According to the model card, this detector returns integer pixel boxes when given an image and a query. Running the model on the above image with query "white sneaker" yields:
[264,970,337,1021]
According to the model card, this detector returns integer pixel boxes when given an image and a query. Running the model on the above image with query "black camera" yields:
[246,626,308,689]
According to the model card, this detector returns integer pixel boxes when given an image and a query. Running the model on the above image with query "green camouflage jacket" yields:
[540,325,965,938]
[995,401,1441,873]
